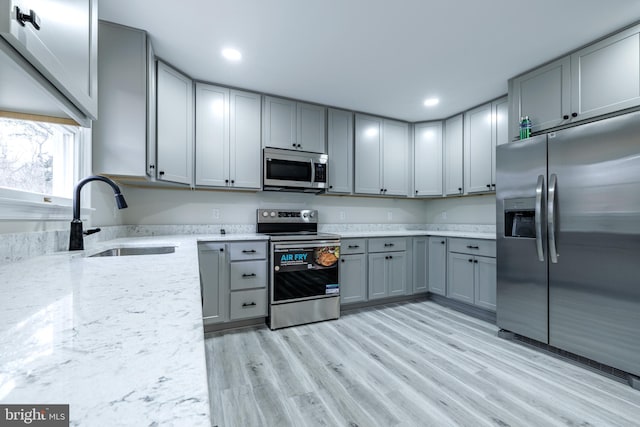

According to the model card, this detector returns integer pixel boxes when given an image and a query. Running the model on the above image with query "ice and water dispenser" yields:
[504,198,536,238]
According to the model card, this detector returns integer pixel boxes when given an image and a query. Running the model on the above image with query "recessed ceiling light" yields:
[423,97,440,107]
[222,48,242,61]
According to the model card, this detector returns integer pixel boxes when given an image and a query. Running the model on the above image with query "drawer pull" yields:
[466,245,479,249]
[242,302,257,308]
[348,245,360,249]
[242,273,257,278]
[384,243,395,247]
[242,249,257,254]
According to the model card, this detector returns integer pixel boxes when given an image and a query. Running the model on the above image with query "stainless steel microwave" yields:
[263,148,328,192]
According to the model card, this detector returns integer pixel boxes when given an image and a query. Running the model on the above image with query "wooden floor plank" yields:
[204,300,640,427]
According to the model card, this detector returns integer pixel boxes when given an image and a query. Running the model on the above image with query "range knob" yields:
[302,212,308,218]
[270,211,276,217]
[309,211,315,218]
[262,211,269,217]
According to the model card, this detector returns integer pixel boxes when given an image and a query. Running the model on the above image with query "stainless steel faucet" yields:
[69,175,128,251]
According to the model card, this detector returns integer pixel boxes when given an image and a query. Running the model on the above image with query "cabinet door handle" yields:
[242,249,257,254]
[225,179,229,183]
[231,180,235,184]
[440,241,445,245]
[15,7,41,30]
[468,259,473,263]
[571,112,578,118]
[219,248,224,252]
[242,302,257,308]
[159,171,165,176]
[388,255,393,259]
[384,243,395,247]
[341,259,345,263]
[474,260,478,263]
[466,245,479,249]
[242,273,256,278]
[348,245,360,249]
[486,184,491,188]
[563,114,569,120]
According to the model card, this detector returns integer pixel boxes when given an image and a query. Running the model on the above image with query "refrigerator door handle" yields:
[548,173,559,263]
[535,174,545,262]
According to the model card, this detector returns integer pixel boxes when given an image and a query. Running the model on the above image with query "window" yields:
[0,117,90,220]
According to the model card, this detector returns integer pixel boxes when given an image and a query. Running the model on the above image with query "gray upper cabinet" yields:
[195,83,229,187]
[327,108,353,194]
[444,114,464,196]
[355,114,409,196]
[508,57,571,140]
[0,0,97,124]
[509,23,640,139]
[263,96,296,150]
[195,84,261,189]
[464,102,493,194]
[93,21,155,178]
[297,102,326,153]
[156,61,194,186]
[355,114,383,194]
[413,122,443,197]
[383,119,409,196]
[571,25,640,122]
[263,96,326,153]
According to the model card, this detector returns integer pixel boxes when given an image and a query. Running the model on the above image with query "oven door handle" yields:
[273,241,341,250]
[310,159,315,185]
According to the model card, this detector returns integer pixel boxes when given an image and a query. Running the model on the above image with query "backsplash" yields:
[0,223,495,265]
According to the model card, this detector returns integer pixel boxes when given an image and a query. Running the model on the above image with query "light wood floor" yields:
[204,300,640,427]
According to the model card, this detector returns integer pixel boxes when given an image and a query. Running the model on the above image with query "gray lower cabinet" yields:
[198,241,267,326]
[93,21,156,178]
[198,243,228,324]
[447,252,475,304]
[412,237,428,294]
[446,238,496,311]
[474,256,496,311]
[156,61,194,185]
[339,254,367,304]
[428,237,447,295]
[368,237,408,300]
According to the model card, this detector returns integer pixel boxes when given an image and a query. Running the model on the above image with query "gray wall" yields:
[115,187,428,226]
[425,194,496,224]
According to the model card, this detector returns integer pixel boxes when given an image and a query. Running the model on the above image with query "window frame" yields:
[0,124,93,221]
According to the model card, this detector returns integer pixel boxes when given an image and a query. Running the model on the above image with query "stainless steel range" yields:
[257,209,341,330]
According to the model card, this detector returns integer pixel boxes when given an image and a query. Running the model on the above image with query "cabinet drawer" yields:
[368,237,407,253]
[448,238,496,257]
[230,289,267,320]
[230,260,267,290]
[229,242,267,261]
[341,239,366,255]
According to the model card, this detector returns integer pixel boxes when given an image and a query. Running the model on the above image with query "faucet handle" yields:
[83,228,101,236]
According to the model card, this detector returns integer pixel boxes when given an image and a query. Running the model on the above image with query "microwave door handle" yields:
[310,159,315,184]
[535,174,545,262]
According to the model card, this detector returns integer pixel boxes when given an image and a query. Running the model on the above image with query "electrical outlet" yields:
[387,211,393,221]
[339,211,346,220]
[212,208,220,220]
[441,211,448,220]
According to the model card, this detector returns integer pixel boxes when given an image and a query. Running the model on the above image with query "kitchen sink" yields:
[88,246,176,257]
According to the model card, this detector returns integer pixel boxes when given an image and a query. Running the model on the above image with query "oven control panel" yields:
[257,209,317,223]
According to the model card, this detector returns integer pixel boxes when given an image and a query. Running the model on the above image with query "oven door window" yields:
[266,159,312,182]
[273,246,339,302]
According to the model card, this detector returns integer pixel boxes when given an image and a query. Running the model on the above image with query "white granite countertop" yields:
[0,235,216,426]
[337,230,496,240]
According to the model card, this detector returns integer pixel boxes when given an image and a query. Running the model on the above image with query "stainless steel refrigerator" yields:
[496,111,640,378]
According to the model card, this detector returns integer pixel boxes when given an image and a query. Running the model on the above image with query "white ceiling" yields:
[99,0,640,122]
